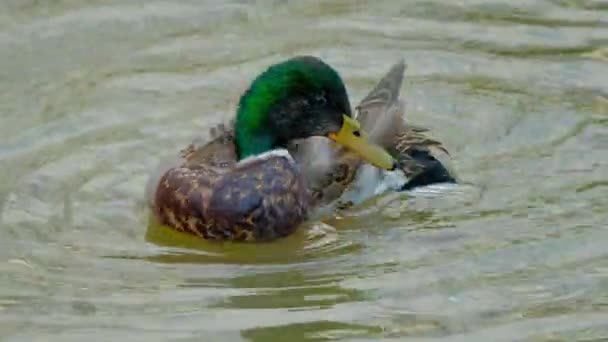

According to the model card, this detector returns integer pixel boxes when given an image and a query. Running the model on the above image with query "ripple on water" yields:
[1,0,608,341]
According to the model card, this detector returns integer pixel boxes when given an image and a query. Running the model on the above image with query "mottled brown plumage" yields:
[152,128,309,241]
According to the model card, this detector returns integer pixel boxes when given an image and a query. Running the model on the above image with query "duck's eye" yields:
[353,130,361,137]
[314,93,327,105]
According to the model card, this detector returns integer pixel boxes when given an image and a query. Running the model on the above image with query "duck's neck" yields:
[234,96,279,160]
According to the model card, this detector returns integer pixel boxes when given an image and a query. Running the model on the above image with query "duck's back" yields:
[205,150,309,240]
[150,128,310,241]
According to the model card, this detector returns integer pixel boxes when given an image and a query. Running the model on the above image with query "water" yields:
[1,1,607,341]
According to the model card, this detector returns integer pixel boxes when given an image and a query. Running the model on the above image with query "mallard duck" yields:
[147,56,397,242]
[289,60,457,210]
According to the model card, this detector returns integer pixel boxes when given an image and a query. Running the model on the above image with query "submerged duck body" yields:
[148,56,397,242]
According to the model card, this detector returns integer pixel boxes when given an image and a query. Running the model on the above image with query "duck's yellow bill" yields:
[328,115,396,171]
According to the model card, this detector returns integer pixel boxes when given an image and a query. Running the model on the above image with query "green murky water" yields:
[1,1,608,341]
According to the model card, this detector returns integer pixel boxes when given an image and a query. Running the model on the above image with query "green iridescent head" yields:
[234,56,396,171]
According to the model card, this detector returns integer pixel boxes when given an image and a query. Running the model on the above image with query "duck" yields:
[289,60,457,211]
[146,56,398,242]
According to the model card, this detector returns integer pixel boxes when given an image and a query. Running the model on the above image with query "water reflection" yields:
[144,215,363,265]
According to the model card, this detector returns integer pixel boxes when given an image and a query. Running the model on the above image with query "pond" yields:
[1,0,607,341]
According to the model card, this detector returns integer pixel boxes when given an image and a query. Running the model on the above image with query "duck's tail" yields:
[356,59,458,187]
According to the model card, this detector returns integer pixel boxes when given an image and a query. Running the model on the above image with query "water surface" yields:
[1,1,608,341]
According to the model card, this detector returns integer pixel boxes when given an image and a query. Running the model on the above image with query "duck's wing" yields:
[204,151,310,241]
[311,59,457,202]
[305,60,408,203]
[355,60,457,188]
[180,119,237,168]
[150,121,309,241]
[356,59,407,142]
[154,149,309,241]
[144,120,237,208]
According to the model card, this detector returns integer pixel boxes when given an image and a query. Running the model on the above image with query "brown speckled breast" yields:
[153,154,311,242]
